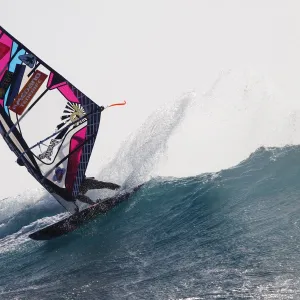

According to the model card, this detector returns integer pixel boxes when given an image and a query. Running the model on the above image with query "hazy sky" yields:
[1,1,300,198]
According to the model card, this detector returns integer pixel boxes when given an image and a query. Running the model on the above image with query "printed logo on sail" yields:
[0,42,10,60]
[9,70,47,115]
[18,53,36,68]
[0,70,13,98]
[53,167,66,183]
[39,139,60,161]
[55,102,87,133]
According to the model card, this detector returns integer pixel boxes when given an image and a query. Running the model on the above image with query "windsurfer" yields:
[76,176,120,205]
[16,155,118,206]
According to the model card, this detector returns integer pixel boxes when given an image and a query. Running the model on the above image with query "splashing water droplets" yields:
[98,92,195,189]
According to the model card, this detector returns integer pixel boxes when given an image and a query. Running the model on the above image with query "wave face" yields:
[1,145,300,299]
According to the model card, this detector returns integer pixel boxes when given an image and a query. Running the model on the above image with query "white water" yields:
[84,92,195,201]
[89,68,300,189]
[157,70,300,177]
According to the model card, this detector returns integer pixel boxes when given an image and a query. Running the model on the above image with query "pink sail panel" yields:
[58,84,80,104]
[47,72,67,90]
[0,32,13,81]
[65,127,87,193]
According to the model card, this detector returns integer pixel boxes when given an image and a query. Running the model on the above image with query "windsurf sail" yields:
[0,26,103,214]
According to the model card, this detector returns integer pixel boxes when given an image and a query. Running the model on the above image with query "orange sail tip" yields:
[107,100,127,108]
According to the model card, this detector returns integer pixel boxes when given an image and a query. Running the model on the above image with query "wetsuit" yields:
[77,177,120,205]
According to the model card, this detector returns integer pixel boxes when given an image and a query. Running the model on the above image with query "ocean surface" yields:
[1,145,300,299]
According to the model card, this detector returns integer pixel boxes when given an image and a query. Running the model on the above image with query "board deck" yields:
[29,184,144,240]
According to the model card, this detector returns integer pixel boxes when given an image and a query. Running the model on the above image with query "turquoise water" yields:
[1,146,300,299]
